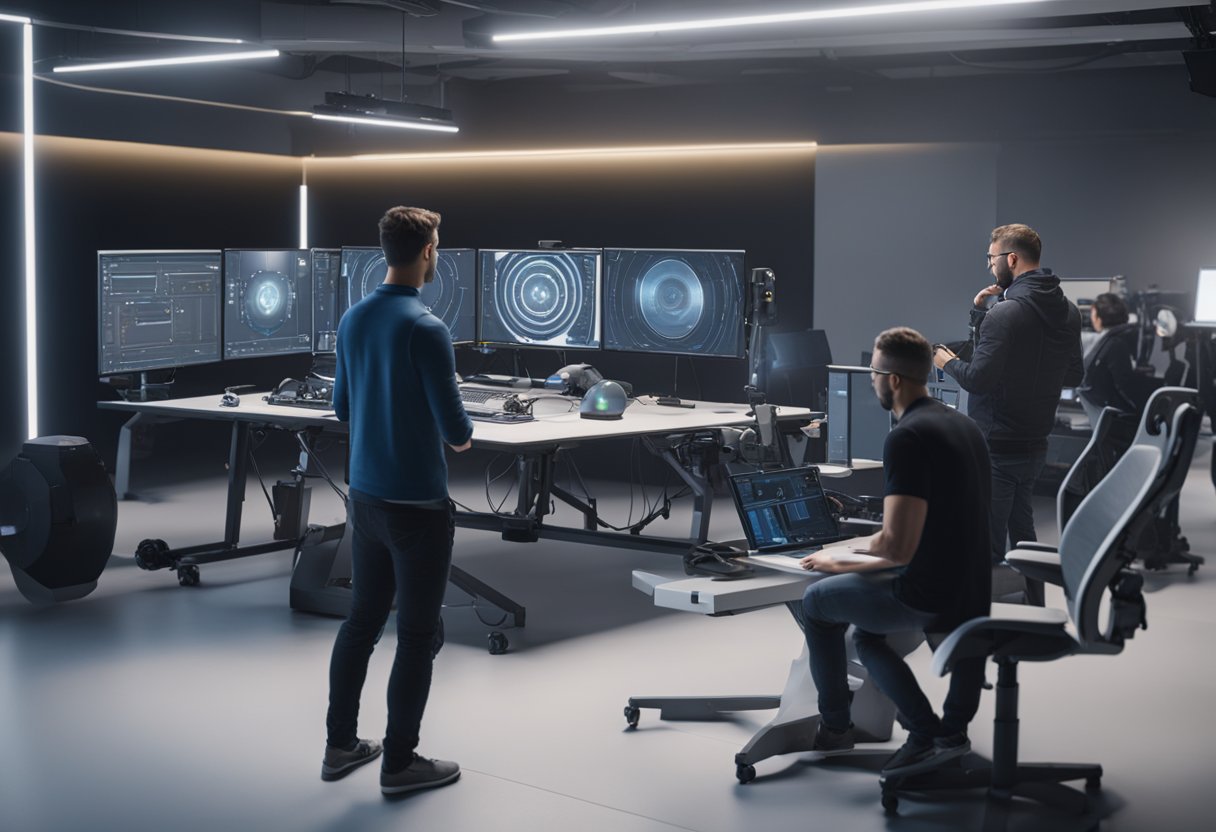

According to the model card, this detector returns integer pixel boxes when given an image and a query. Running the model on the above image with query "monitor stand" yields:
[656,356,695,408]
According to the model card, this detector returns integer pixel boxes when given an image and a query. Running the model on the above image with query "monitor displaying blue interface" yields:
[478,249,602,349]
[98,250,223,375]
[602,248,746,358]
[339,246,476,343]
[312,248,341,353]
[223,249,314,358]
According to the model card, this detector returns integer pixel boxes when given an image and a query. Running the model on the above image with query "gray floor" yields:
[3,441,1216,832]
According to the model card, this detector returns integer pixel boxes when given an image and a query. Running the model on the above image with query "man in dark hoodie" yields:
[1077,293,1156,425]
[933,224,1083,563]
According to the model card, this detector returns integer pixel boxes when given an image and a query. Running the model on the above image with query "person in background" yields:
[1077,292,1156,424]
[933,224,1083,562]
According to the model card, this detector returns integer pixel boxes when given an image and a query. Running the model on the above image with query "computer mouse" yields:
[579,379,628,420]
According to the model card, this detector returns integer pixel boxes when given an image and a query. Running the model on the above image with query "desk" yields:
[100,393,814,649]
[628,566,914,782]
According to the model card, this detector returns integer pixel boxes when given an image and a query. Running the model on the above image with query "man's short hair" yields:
[991,223,1042,263]
[1092,292,1129,328]
[379,206,441,267]
[874,327,932,381]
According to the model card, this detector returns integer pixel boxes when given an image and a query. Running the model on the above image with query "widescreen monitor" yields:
[478,249,602,349]
[222,249,314,359]
[339,246,476,343]
[312,248,341,353]
[602,248,746,358]
[98,250,222,375]
[1192,269,1216,325]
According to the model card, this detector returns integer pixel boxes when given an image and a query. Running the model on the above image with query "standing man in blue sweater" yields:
[321,206,473,795]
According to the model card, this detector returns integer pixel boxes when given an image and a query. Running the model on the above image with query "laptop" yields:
[728,465,872,574]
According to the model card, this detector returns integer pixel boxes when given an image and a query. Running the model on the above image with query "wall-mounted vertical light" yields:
[298,184,308,250]
[19,17,37,439]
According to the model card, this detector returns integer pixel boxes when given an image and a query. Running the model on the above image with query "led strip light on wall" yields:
[2,12,38,439]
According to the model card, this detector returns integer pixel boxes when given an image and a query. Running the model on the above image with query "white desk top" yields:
[100,394,815,452]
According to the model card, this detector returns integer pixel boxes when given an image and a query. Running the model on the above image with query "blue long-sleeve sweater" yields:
[333,284,473,502]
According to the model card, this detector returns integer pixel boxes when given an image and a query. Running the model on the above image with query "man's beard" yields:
[423,260,437,284]
[876,379,894,412]
[993,259,1015,290]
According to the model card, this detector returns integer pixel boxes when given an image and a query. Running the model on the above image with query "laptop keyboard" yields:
[460,388,508,406]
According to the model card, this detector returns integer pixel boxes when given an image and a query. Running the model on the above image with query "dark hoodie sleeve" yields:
[943,303,1012,394]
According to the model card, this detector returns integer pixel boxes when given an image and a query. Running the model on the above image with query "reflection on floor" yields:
[2,441,1215,832]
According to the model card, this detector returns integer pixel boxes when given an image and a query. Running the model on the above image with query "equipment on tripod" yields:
[0,437,117,604]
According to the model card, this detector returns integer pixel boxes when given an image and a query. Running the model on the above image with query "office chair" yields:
[878,393,1201,821]
[1015,389,1203,595]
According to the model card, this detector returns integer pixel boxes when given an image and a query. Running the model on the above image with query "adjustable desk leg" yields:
[114,412,145,500]
[222,421,251,547]
[658,447,712,544]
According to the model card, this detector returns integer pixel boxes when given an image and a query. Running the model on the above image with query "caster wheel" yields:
[624,705,640,729]
[177,565,200,587]
[736,764,756,784]
[134,538,170,571]
[881,792,899,815]
[1189,563,1199,576]
[1085,775,1102,792]
[488,631,509,655]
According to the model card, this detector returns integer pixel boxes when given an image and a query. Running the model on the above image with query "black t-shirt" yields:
[884,397,992,629]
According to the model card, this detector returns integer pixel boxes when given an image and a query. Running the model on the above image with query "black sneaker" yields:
[321,738,383,781]
[881,732,970,778]
[812,721,855,756]
[381,753,461,795]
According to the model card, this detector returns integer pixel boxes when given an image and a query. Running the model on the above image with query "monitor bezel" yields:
[600,247,748,359]
[97,249,224,376]
[221,247,316,361]
[476,248,604,351]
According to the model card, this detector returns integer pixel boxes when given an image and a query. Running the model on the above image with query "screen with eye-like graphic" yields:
[478,250,602,349]
[338,247,476,342]
[222,249,314,359]
[602,249,746,358]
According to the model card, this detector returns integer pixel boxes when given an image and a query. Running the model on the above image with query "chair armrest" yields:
[1012,541,1057,553]
[1005,549,1064,587]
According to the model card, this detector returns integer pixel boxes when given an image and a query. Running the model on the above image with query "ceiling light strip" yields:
[0,12,31,23]
[493,0,1049,43]
[334,142,818,162]
[52,49,279,73]
[311,112,460,134]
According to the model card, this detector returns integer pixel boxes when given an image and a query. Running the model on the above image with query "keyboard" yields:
[460,387,509,406]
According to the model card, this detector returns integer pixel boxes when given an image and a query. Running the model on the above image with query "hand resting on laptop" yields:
[798,533,894,573]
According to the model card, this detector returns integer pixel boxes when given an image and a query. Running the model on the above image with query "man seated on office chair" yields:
[799,326,992,777]
[1077,292,1157,426]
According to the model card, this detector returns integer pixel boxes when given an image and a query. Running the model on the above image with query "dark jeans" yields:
[989,450,1047,564]
[801,572,986,742]
[326,499,454,772]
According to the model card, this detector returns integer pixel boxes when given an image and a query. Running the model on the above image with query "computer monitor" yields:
[97,250,222,375]
[1059,278,1116,327]
[222,249,314,359]
[478,249,602,349]
[602,248,746,358]
[338,246,476,343]
[312,248,341,353]
[1192,268,1216,326]
[423,248,476,343]
[826,366,892,466]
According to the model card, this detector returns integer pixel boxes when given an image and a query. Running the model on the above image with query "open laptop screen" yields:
[729,466,841,552]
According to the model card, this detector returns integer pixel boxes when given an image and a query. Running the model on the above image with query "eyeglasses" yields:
[986,251,1014,265]
[868,365,895,376]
